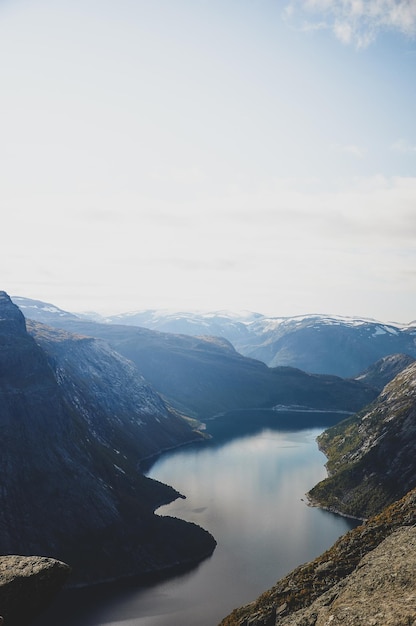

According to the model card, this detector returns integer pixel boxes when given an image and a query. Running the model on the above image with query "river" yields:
[35,410,359,626]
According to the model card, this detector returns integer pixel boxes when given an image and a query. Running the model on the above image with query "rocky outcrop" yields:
[0,291,216,585]
[277,526,416,626]
[307,361,416,519]
[0,556,70,626]
[219,487,416,626]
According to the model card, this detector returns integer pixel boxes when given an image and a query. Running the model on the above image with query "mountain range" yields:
[12,297,416,378]
[3,292,416,625]
[11,296,388,419]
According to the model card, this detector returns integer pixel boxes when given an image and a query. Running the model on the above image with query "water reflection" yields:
[35,411,358,626]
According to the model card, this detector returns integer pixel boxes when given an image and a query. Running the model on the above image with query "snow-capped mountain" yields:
[12,297,416,378]
[94,309,416,378]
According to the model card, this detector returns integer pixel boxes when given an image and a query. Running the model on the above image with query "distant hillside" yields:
[81,306,416,377]
[307,361,416,520]
[90,310,416,378]
[0,291,215,585]
[354,352,415,390]
[14,299,416,378]
[244,315,416,377]
[15,311,377,419]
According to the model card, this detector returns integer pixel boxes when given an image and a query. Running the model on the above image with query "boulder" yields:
[0,556,70,626]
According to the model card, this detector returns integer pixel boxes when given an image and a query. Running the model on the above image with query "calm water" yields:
[36,410,358,626]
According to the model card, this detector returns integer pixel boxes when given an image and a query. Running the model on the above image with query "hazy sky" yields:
[1,0,415,321]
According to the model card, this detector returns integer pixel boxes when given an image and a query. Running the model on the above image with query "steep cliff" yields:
[27,319,203,460]
[0,291,215,586]
[307,360,416,519]
[219,487,416,626]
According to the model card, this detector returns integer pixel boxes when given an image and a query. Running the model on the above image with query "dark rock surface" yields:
[0,291,215,585]
[0,556,70,626]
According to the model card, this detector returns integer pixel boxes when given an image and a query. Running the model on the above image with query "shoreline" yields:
[305,493,367,522]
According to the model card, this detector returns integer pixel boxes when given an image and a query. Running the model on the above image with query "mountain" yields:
[103,308,261,343]
[353,352,415,391]
[219,487,416,626]
[13,298,416,377]
[307,360,416,520]
[0,291,215,585]
[243,314,416,377]
[91,307,416,377]
[12,309,377,419]
[26,319,203,460]
[11,296,80,323]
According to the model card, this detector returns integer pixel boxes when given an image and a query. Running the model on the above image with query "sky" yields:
[1,0,415,322]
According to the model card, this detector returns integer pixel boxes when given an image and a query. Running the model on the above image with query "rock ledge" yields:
[0,556,70,625]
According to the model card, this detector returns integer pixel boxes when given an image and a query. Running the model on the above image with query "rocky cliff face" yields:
[0,556,70,626]
[219,487,416,626]
[307,360,416,519]
[276,526,416,626]
[0,291,215,586]
[27,319,203,460]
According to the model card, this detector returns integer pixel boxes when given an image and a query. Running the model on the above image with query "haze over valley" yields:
[1,289,416,625]
[1,0,416,623]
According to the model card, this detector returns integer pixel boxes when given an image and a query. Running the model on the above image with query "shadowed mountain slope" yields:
[19,315,377,419]
[0,292,215,586]
[13,298,416,377]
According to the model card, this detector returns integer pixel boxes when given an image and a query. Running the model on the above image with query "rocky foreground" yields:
[219,487,416,626]
[0,556,70,625]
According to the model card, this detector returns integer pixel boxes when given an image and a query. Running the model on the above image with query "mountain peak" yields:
[0,291,27,335]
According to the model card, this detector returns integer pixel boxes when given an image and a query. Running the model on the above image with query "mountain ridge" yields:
[13,297,416,378]
[307,360,416,520]
[0,291,215,586]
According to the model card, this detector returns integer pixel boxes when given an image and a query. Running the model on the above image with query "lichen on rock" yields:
[0,555,70,625]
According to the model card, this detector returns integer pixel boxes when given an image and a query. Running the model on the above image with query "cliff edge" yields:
[0,556,70,625]
[219,487,416,626]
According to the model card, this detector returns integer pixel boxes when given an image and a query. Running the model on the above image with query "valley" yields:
[1,291,415,625]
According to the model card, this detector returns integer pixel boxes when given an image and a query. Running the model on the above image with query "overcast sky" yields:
[1,0,415,322]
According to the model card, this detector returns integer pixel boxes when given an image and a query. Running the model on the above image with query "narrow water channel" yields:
[35,410,359,626]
